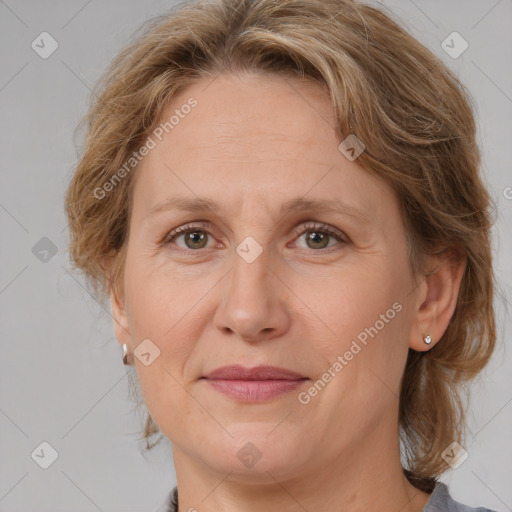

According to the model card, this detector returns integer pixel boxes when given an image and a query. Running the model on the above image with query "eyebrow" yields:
[146,196,369,222]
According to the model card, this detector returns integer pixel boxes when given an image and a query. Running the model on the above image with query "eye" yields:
[291,222,349,252]
[161,221,349,254]
[161,222,216,251]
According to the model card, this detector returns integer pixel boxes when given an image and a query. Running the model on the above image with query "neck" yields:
[171,415,431,512]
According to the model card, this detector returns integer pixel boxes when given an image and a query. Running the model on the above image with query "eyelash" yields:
[160,221,349,255]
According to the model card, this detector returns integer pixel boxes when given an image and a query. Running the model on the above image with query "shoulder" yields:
[423,481,498,512]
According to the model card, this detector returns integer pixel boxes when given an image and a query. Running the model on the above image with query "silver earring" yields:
[122,343,133,365]
[423,334,432,345]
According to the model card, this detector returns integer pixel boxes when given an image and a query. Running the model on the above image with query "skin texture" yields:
[111,72,466,512]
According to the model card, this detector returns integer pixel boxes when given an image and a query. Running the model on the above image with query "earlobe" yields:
[409,249,466,352]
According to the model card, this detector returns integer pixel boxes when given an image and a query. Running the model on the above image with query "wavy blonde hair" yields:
[65,0,496,491]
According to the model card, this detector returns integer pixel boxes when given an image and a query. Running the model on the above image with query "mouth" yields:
[200,365,309,402]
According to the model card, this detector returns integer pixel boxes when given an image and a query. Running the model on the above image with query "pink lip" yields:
[202,365,308,402]
[204,364,305,380]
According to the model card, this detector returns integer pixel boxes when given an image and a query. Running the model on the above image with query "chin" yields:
[198,421,308,480]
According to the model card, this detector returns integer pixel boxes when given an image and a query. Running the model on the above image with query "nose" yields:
[213,243,291,343]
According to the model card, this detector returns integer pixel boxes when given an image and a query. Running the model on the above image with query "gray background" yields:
[0,0,511,511]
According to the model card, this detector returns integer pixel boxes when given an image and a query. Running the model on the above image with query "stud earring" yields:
[423,334,432,345]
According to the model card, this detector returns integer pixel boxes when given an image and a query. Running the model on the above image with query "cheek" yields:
[121,255,203,416]
[320,264,404,343]
[122,257,203,435]
[304,266,410,434]
[304,254,411,399]
[124,249,193,339]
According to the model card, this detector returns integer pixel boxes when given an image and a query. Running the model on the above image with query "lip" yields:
[204,364,305,380]
[201,365,308,402]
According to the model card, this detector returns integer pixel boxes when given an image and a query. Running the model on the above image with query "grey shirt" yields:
[164,481,498,511]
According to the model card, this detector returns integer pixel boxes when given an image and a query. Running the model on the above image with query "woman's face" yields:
[113,72,425,482]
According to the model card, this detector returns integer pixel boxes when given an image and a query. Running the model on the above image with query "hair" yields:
[64,0,497,492]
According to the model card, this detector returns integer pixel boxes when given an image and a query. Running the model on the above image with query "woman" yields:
[65,0,498,510]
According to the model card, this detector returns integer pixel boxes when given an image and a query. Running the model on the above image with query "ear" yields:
[103,250,132,349]
[103,248,132,349]
[409,248,466,351]
[110,284,132,349]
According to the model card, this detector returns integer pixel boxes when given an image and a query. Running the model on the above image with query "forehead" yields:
[131,72,391,220]
[159,73,336,160]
